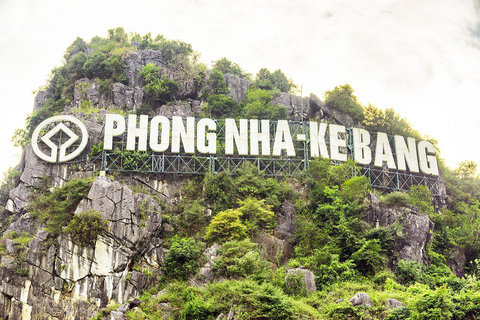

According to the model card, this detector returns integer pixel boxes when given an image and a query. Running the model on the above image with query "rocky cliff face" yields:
[1,158,170,319]
[365,193,435,266]
[0,45,440,319]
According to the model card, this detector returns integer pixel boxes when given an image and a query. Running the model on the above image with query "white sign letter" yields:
[126,115,149,151]
[352,128,371,165]
[250,119,270,156]
[104,114,126,150]
[172,116,195,153]
[150,116,170,152]
[197,118,217,154]
[329,124,347,162]
[374,132,396,169]
[418,141,439,175]
[395,135,419,173]
[225,119,248,155]
[273,120,295,156]
[310,122,329,158]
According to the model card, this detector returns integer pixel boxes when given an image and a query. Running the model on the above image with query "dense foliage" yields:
[5,28,480,319]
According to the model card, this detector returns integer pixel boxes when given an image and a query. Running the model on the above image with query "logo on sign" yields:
[31,115,89,163]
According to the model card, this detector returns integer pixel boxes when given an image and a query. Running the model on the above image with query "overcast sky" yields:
[1,0,480,176]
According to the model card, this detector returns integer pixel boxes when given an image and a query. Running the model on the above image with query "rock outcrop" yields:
[366,193,434,265]
[0,176,165,319]
[224,73,251,102]
[285,268,316,293]
[350,292,373,307]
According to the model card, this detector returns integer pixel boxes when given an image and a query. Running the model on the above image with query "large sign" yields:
[31,114,439,177]
[103,114,439,176]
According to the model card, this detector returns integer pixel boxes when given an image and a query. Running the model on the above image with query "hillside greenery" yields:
[4,28,480,319]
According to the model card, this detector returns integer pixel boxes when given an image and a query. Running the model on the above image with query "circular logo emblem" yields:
[32,115,89,163]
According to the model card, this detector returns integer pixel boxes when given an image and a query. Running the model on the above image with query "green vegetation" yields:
[212,57,250,79]
[139,63,179,109]
[64,210,108,246]
[10,28,480,319]
[324,84,364,123]
[254,68,296,93]
[163,237,202,280]
[363,104,422,139]
[28,177,93,238]
[242,87,287,120]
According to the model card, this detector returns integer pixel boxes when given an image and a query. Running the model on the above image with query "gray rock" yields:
[308,94,325,119]
[125,51,143,87]
[446,247,466,277]
[33,89,53,112]
[274,201,296,241]
[75,176,162,247]
[224,73,251,102]
[112,83,143,111]
[349,292,373,307]
[272,93,310,121]
[4,212,35,236]
[5,239,21,255]
[309,93,355,126]
[255,232,293,264]
[16,144,69,189]
[110,310,126,320]
[157,102,193,118]
[366,193,434,265]
[285,268,316,293]
[73,78,106,108]
[197,244,220,283]
[335,298,345,303]
[386,298,404,309]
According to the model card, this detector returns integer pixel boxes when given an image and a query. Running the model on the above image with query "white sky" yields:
[1,0,480,176]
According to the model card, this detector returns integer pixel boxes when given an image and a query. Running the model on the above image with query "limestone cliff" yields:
[0,36,441,319]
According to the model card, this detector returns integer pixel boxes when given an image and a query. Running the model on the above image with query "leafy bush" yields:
[204,209,248,244]
[233,162,292,209]
[351,239,387,275]
[203,94,239,118]
[139,63,179,108]
[201,69,229,98]
[82,51,127,83]
[254,68,295,93]
[203,171,236,213]
[380,191,410,207]
[409,185,434,214]
[175,200,207,237]
[284,270,308,296]
[385,306,411,320]
[242,87,287,120]
[325,302,364,320]
[324,84,364,122]
[237,282,295,319]
[213,239,269,279]
[64,210,108,247]
[237,197,276,236]
[213,58,250,79]
[414,287,454,320]
[163,237,202,280]
[363,104,421,139]
[305,249,357,289]
[29,177,94,238]
[395,259,423,285]
[180,296,214,320]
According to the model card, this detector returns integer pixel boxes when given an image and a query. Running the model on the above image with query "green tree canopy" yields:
[363,104,421,139]
[213,58,250,79]
[254,68,296,93]
[324,84,364,123]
